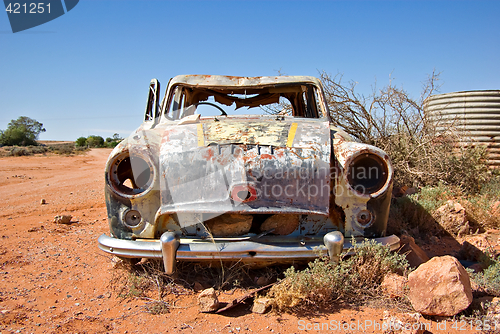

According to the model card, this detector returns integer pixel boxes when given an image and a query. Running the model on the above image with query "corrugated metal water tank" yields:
[425,90,500,167]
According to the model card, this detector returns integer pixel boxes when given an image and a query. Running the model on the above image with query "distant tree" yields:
[0,116,46,146]
[86,135,105,148]
[75,137,87,147]
[103,133,123,148]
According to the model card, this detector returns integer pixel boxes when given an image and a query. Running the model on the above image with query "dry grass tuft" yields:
[267,239,410,312]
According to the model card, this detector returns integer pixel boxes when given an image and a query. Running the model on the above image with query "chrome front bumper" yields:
[98,233,400,274]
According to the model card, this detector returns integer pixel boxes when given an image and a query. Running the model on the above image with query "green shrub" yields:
[268,239,409,311]
[409,183,457,212]
[86,135,105,148]
[75,137,87,147]
[469,260,500,297]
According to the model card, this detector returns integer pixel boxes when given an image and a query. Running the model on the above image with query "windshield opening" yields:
[164,84,324,120]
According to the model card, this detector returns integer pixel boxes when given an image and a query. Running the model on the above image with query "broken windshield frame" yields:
[163,83,327,121]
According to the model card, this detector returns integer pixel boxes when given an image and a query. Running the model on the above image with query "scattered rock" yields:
[399,234,430,268]
[193,282,204,292]
[433,200,468,236]
[467,263,484,273]
[40,199,46,205]
[408,255,472,316]
[251,297,272,314]
[260,214,300,235]
[459,234,496,260]
[380,273,407,299]
[382,311,425,334]
[204,214,252,237]
[457,221,471,238]
[53,215,72,224]
[429,236,440,245]
[198,288,219,313]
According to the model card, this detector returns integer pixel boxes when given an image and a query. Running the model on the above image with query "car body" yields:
[98,75,399,273]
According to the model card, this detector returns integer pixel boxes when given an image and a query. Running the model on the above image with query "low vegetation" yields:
[388,175,500,238]
[267,240,409,311]
[76,133,123,148]
[1,142,88,157]
[469,260,500,297]
[111,257,283,314]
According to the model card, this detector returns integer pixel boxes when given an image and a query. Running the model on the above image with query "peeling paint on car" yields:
[99,74,397,273]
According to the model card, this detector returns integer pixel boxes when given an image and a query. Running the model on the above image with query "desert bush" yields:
[6,145,49,156]
[407,182,457,212]
[86,135,105,148]
[469,260,500,297]
[388,183,456,236]
[49,143,76,155]
[75,136,87,147]
[389,179,500,237]
[268,239,409,311]
[8,146,30,156]
[76,134,122,148]
[319,71,490,194]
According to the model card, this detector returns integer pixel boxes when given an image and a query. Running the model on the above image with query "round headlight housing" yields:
[107,151,155,197]
[347,153,388,195]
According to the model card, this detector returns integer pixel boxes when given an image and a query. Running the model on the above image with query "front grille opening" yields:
[202,213,301,237]
[248,251,256,257]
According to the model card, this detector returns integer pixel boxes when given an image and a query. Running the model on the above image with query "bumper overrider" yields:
[98,232,400,274]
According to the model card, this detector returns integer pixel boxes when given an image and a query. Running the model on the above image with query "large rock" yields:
[399,235,430,268]
[433,200,468,236]
[260,214,299,235]
[408,256,472,316]
[198,288,219,313]
[381,273,408,299]
[204,214,252,237]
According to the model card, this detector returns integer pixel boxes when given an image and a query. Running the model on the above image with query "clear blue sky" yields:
[1,0,499,141]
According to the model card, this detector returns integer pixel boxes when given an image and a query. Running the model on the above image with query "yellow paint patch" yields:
[197,123,205,147]
[287,123,298,147]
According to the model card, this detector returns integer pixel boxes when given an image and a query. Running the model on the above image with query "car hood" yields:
[158,117,332,225]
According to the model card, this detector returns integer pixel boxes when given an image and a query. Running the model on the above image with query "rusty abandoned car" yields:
[98,75,399,273]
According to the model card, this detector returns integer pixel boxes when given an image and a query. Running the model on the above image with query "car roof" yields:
[168,74,322,88]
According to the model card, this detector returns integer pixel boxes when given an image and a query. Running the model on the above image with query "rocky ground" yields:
[0,149,497,333]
